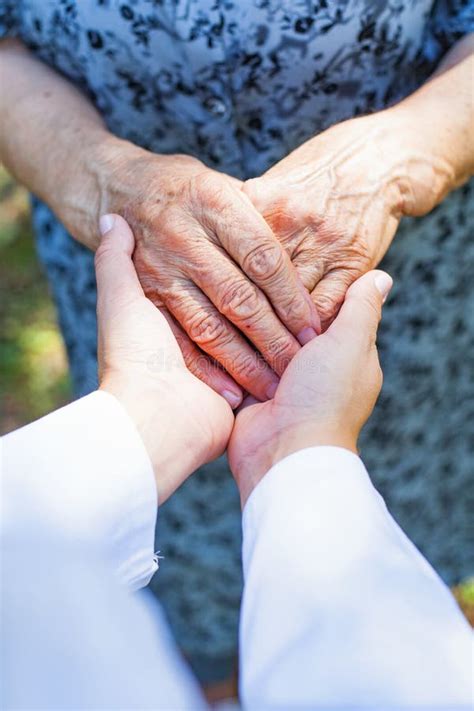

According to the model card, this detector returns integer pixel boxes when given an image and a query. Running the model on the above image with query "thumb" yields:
[329,270,393,345]
[95,214,144,316]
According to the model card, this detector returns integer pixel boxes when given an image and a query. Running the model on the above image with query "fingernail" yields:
[222,389,243,409]
[374,273,393,301]
[266,380,278,399]
[99,214,115,237]
[297,327,318,346]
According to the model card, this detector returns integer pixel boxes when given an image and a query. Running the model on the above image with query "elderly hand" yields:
[95,214,234,503]
[101,145,320,405]
[228,270,393,506]
[243,107,459,330]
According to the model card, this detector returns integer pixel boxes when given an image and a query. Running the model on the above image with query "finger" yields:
[244,178,326,294]
[158,308,244,410]
[205,186,321,341]
[95,214,144,320]
[192,245,301,375]
[310,268,359,331]
[328,270,393,346]
[292,253,325,293]
[164,285,280,401]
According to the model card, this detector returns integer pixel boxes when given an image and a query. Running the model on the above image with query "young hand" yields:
[95,214,234,503]
[228,270,393,506]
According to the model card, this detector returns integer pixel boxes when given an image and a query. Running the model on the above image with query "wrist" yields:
[47,128,128,250]
[94,143,206,248]
[236,421,357,507]
[99,372,209,503]
[382,104,459,217]
[86,133,147,249]
[383,46,474,216]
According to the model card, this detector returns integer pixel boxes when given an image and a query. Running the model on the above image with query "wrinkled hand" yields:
[102,146,320,405]
[228,270,393,506]
[244,109,444,330]
[95,214,234,503]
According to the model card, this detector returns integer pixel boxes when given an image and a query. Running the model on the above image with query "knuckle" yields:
[158,210,194,244]
[271,334,297,358]
[243,242,285,282]
[187,310,228,347]
[231,352,261,380]
[189,171,224,210]
[314,268,359,321]
[192,170,216,193]
[366,330,378,355]
[266,335,297,372]
[279,290,308,321]
[315,290,343,321]
[218,279,262,320]
[370,355,384,394]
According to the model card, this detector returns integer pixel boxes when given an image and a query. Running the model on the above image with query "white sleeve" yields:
[1,391,158,590]
[2,392,207,709]
[240,446,473,709]
[2,533,207,710]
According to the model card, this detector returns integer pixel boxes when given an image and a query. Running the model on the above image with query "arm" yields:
[392,34,474,215]
[2,391,159,590]
[240,448,472,708]
[2,214,234,588]
[2,533,207,709]
[2,215,225,707]
[244,36,474,327]
[229,271,472,707]
[0,39,320,402]
[0,39,111,249]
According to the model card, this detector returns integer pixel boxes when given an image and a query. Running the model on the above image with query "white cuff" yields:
[242,445,376,576]
[2,391,158,590]
[240,446,472,707]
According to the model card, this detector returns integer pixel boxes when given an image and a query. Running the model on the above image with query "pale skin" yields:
[229,269,393,505]
[95,213,234,504]
[95,213,391,510]
[0,35,473,389]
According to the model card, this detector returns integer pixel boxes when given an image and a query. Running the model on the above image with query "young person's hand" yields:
[95,214,234,503]
[228,270,393,506]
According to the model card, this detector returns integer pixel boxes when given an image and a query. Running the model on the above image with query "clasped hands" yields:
[95,100,463,504]
[96,213,392,507]
[99,102,455,414]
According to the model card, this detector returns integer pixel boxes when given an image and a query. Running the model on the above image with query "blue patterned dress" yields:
[1,0,473,681]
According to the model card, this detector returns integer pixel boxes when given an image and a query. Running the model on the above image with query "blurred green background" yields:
[1,164,473,624]
[0,165,70,433]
